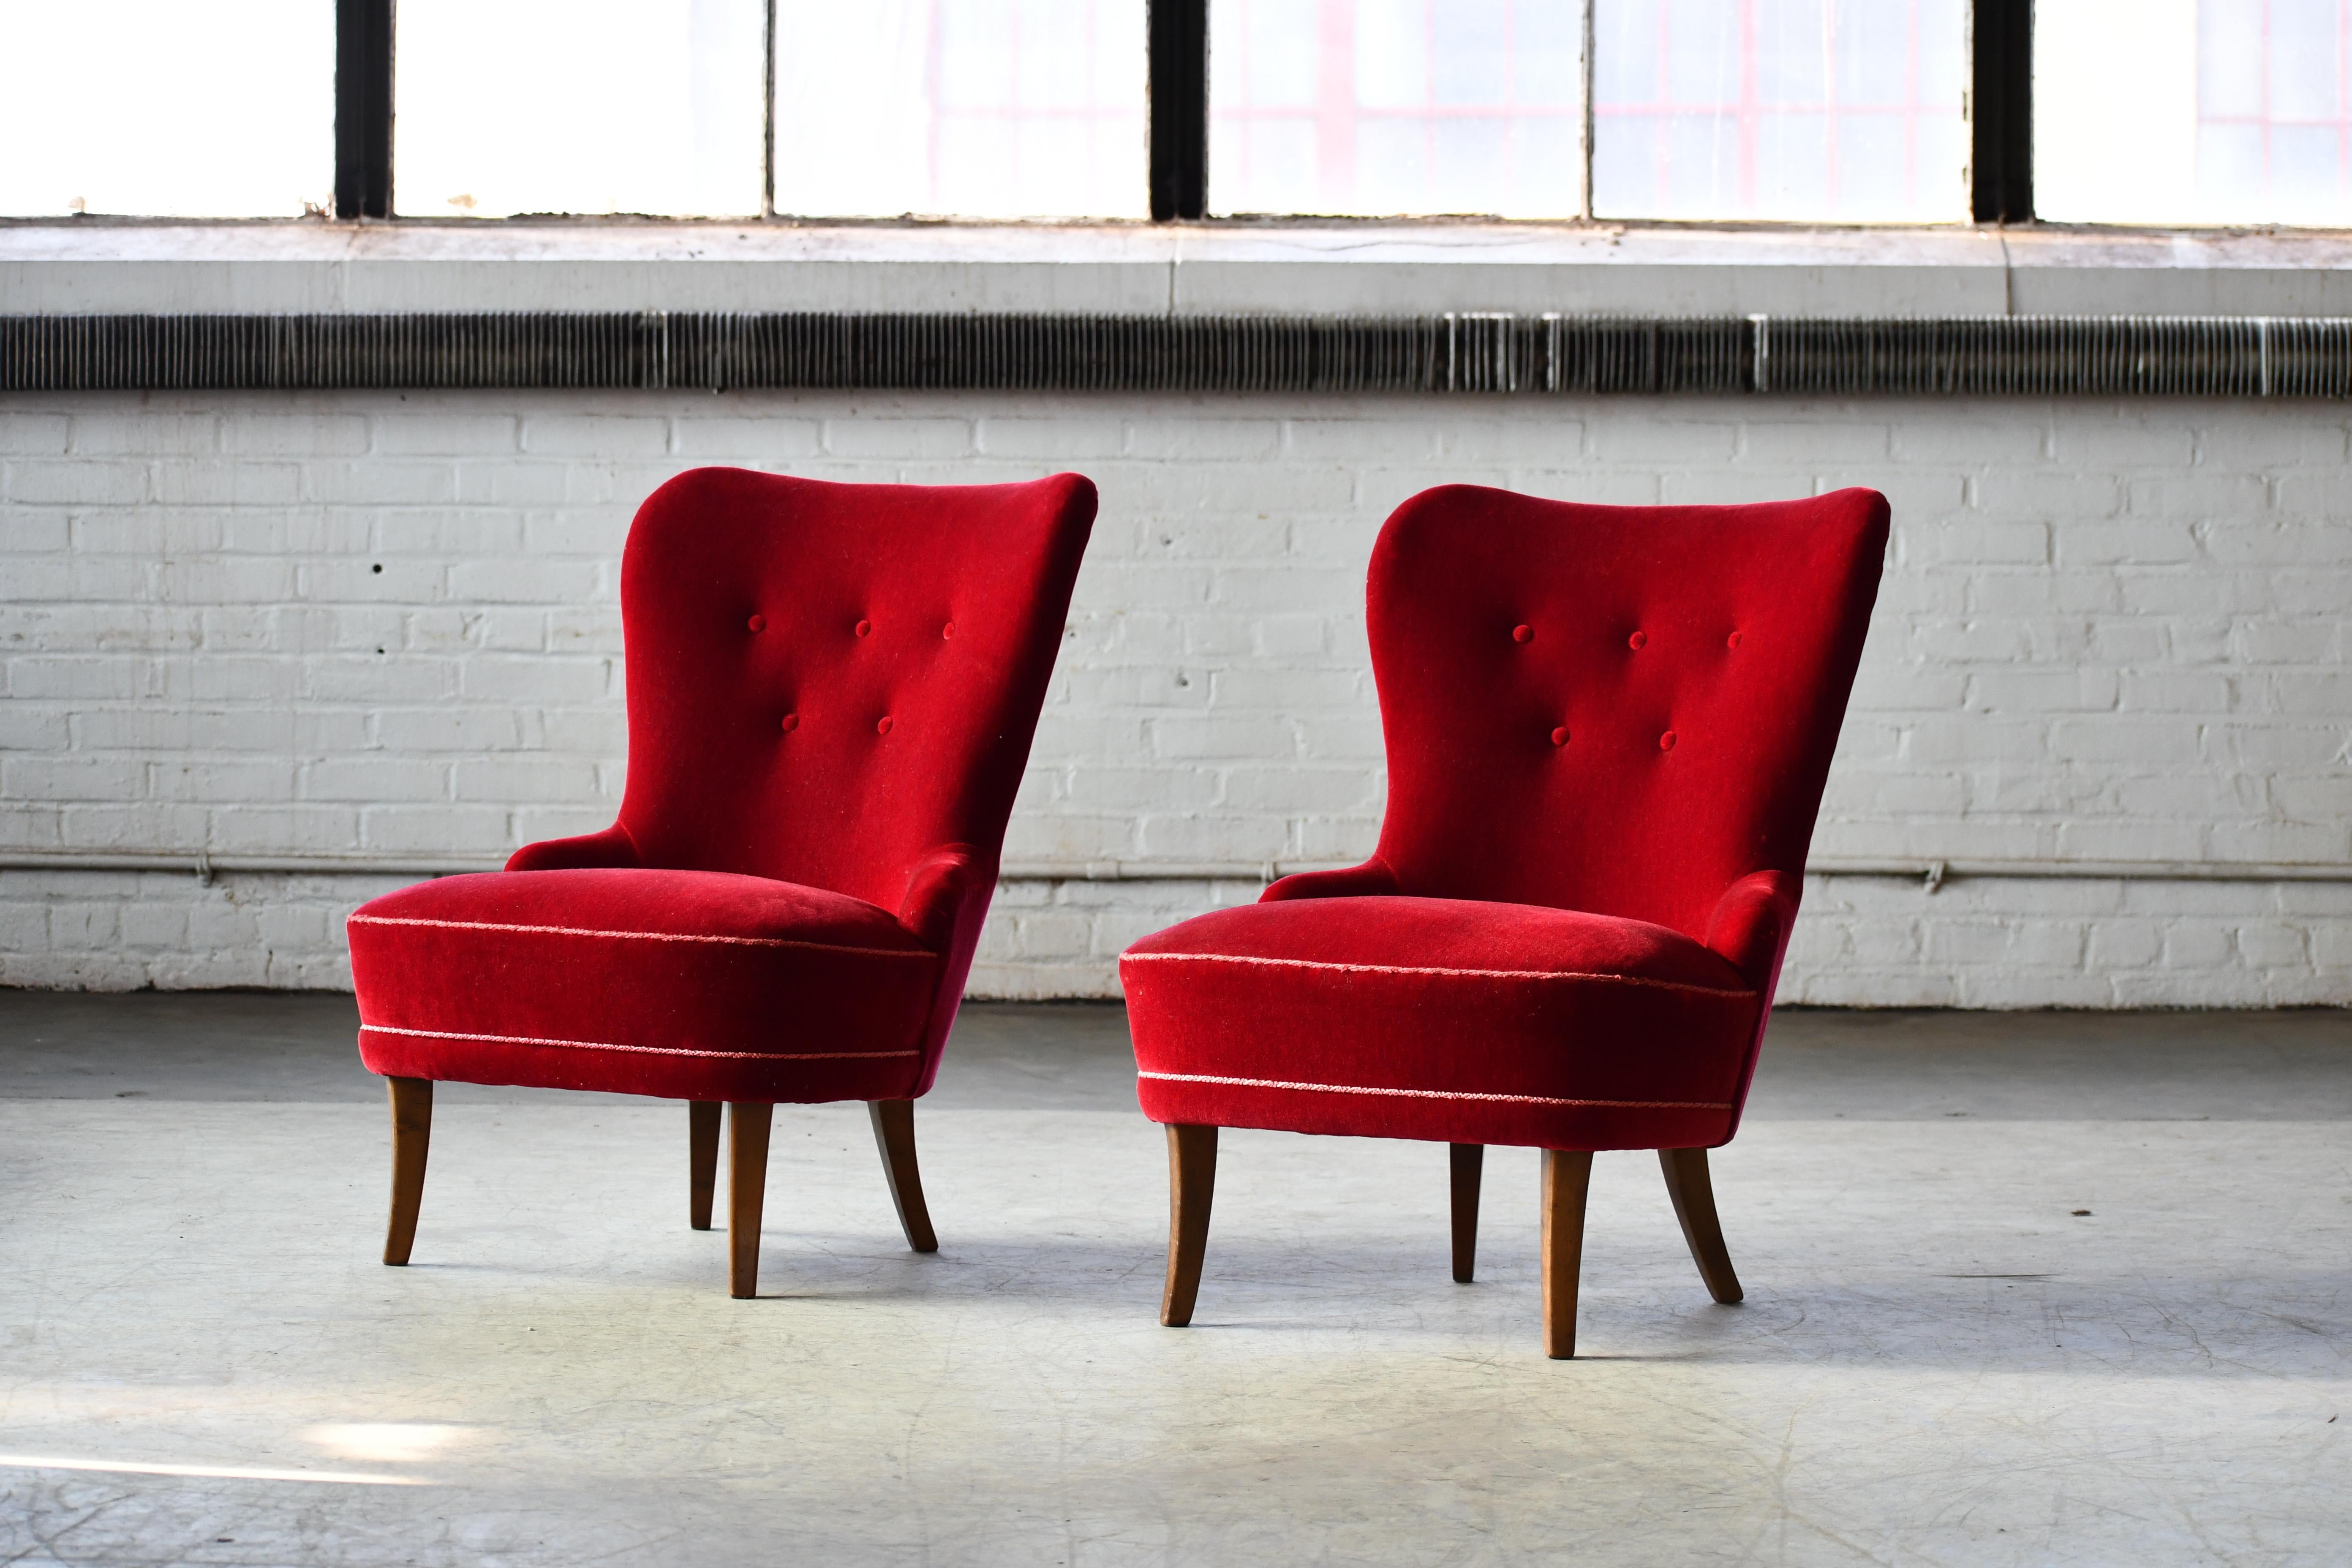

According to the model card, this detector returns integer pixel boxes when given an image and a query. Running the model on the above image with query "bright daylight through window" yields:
[1590,0,1968,222]
[395,0,767,218]
[3,0,2348,227]
[1208,1,1584,217]
[770,0,1149,219]
[0,0,332,217]
[2036,0,2352,225]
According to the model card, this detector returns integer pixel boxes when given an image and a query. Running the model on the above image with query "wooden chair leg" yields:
[1449,1143,1484,1283]
[688,1101,721,1230]
[1160,1124,1218,1327]
[1540,1149,1594,1359]
[867,1100,939,1253]
[1659,1147,1744,1304]
[383,1076,433,1266]
[727,1102,773,1299]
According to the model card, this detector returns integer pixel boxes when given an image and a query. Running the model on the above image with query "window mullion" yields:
[1970,0,2033,222]
[763,0,779,219]
[1150,0,1209,220]
[333,0,394,219]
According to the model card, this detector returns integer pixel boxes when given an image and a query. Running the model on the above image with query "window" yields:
[771,0,1149,219]
[1589,0,1969,222]
[0,0,332,218]
[2037,0,2352,226]
[1208,1,1584,217]
[5,2,2349,229]
[394,0,766,218]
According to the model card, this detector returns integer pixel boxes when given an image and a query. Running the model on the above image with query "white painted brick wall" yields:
[4,389,2349,1006]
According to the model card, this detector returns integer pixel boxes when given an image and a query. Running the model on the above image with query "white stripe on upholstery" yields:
[1121,949,1751,996]
[361,1024,918,1062]
[1138,1069,1731,1111]
[350,912,930,958]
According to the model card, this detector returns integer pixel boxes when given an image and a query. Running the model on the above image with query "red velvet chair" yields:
[1121,484,1887,1356]
[347,467,1096,1297]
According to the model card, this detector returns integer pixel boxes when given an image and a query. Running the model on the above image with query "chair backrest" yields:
[614,468,1096,915]
[1367,485,1887,942]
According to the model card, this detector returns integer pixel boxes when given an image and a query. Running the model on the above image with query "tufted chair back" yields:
[1366,485,1888,942]
[612,467,1095,919]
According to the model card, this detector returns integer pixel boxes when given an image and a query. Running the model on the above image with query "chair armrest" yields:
[1259,858,1401,904]
[504,824,640,873]
[898,844,994,952]
[1704,870,1804,990]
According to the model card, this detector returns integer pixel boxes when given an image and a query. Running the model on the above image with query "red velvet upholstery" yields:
[350,468,1096,1102]
[1122,484,1888,1152]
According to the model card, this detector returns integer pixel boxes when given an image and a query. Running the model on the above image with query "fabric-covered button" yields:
[1726,630,1743,648]
[855,619,873,638]
[1628,630,1648,650]
[942,621,956,640]
[779,713,798,733]
[1550,727,1569,747]
[1512,624,1533,644]
[876,716,894,735]
[747,614,766,633]
[1659,730,1677,751]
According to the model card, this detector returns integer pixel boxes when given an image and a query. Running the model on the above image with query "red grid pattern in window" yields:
[1595,0,1950,216]
[2197,0,2352,207]
[1213,0,1580,211]
[917,0,1144,213]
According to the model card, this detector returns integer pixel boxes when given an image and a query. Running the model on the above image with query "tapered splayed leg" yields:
[727,1102,773,1298]
[688,1101,721,1230]
[1449,1143,1484,1283]
[1659,1147,1743,1304]
[868,1100,939,1253]
[1160,1124,1219,1327]
[383,1077,433,1266]
[1540,1149,1594,1359]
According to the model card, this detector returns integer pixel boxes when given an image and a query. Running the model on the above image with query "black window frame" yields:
[331,0,2025,227]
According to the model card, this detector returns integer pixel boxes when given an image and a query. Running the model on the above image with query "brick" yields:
[977,417,1126,458]
[460,464,574,507]
[0,413,72,454]
[2058,520,2199,566]
[1585,420,1740,463]
[1888,420,2048,463]
[150,463,305,507]
[371,415,522,455]
[1128,420,1280,460]
[668,418,824,459]
[1148,716,1297,761]
[451,757,605,803]
[1972,471,2121,519]
[303,757,452,803]
[304,461,457,505]
[823,419,973,459]
[10,460,147,504]
[0,389,2347,1005]
[147,760,299,803]
[1283,419,1438,461]
[223,414,369,456]
[519,416,673,459]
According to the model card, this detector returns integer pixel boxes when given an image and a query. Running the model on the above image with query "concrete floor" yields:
[2,995,2348,1566]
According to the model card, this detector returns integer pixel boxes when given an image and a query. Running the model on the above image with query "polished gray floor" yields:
[2,994,2348,1566]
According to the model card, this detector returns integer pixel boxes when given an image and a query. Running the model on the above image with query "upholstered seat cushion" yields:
[1120,896,1761,1151]
[349,868,942,1102]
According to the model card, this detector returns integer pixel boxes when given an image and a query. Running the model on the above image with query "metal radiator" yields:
[4,311,2348,396]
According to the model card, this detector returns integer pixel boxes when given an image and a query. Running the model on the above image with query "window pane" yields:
[0,0,330,217]
[2037,0,2352,225]
[1210,0,1584,216]
[396,0,765,218]
[1591,0,1966,221]
[773,0,1148,219]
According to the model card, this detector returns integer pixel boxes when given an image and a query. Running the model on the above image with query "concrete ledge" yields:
[8,221,2352,317]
